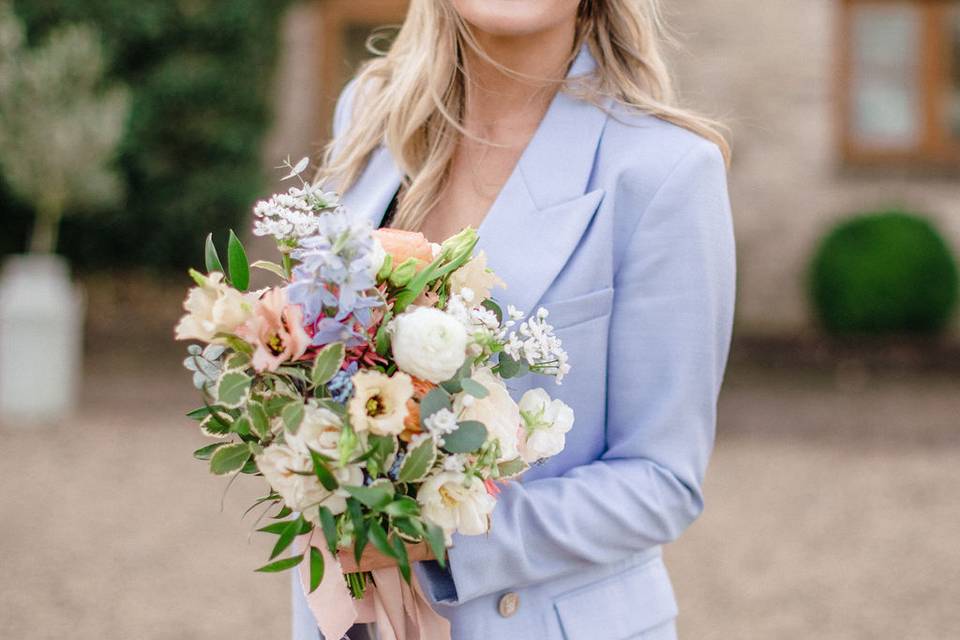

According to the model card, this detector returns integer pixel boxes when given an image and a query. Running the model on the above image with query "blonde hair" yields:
[318,0,729,231]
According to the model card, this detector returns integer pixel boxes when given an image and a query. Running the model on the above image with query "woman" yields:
[294,0,735,638]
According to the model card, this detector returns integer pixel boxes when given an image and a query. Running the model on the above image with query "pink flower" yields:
[373,228,434,269]
[237,287,311,372]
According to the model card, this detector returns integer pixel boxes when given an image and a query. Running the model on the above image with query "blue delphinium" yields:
[327,361,358,404]
[286,209,384,347]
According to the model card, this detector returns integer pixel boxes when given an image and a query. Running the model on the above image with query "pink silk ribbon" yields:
[297,537,451,640]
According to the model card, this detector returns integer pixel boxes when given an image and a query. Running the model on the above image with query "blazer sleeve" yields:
[416,139,736,605]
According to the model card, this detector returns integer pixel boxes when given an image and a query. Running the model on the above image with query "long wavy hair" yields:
[317,0,729,231]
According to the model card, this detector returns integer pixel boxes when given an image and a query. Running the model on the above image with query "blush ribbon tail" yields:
[297,537,451,640]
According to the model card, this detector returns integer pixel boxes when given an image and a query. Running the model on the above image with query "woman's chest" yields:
[419,142,526,241]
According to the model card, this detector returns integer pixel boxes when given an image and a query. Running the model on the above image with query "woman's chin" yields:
[453,0,578,39]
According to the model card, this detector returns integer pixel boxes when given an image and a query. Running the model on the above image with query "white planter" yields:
[0,254,85,426]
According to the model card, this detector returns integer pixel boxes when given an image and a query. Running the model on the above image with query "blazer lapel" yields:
[476,46,610,315]
[340,145,402,228]
[339,45,609,315]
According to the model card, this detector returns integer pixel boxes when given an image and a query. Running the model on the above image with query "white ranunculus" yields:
[391,307,469,383]
[518,388,574,463]
[454,367,522,462]
[418,471,496,542]
[175,272,255,343]
[287,402,343,458]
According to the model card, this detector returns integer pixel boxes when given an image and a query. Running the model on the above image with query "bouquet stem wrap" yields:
[297,537,450,640]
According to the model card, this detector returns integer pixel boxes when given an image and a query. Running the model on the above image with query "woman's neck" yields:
[462,22,577,141]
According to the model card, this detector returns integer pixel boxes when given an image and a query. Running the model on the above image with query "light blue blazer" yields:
[293,46,735,640]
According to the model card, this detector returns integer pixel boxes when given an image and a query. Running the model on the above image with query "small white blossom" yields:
[442,454,467,473]
[503,307,570,383]
[251,182,341,242]
[424,408,459,446]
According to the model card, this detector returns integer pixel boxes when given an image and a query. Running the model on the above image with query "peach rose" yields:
[400,377,438,442]
[373,228,434,270]
[237,287,311,372]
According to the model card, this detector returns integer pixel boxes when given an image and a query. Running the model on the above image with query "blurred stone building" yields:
[267,0,960,337]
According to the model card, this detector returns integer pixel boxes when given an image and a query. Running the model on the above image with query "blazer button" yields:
[498,592,520,618]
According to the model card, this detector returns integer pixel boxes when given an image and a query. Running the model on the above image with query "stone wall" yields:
[267,0,960,337]
[668,0,960,336]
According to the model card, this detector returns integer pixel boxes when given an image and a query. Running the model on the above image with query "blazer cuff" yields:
[414,559,459,605]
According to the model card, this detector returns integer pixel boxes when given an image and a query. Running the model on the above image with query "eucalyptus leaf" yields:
[497,352,524,379]
[418,388,452,429]
[209,442,252,476]
[397,438,437,483]
[442,420,488,454]
[227,229,250,291]
[440,359,473,394]
[497,457,529,479]
[204,233,224,274]
[459,378,489,399]
[311,342,345,387]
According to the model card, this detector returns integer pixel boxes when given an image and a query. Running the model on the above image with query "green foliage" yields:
[1,0,291,269]
[809,210,959,334]
[0,3,129,254]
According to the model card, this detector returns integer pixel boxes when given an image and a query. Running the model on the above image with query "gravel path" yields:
[1,352,957,639]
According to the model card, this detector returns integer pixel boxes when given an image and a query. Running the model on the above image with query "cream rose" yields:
[287,403,343,458]
[348,370,414,436]
[391,307,469,383]
[256,443,362,521]
[454,367,522,462]
[418,471,496,542]
[174,272,254,343]
[518,388,574,462]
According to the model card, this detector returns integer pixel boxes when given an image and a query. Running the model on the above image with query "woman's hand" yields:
[338,541,436,573]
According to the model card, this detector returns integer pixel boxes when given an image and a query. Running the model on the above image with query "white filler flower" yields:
[418,471,496,542]
[391,307,469,383]
[518,388,574,462]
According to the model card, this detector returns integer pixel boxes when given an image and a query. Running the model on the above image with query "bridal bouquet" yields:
[175,158,574,603]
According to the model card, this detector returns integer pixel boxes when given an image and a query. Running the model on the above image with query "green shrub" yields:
[0,0,291,270]
[810,210,959,334]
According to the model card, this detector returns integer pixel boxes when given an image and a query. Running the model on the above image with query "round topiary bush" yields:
[810,210,959,334]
